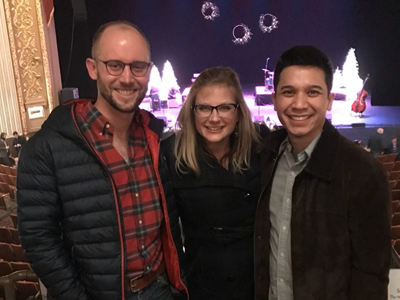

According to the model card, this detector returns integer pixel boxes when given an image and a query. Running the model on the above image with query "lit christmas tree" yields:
[332,67,344,91]
[148,65,162,92]
[160,60,180,100]
[342,48,363,101]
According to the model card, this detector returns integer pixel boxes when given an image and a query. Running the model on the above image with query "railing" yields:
[0,270,39,300]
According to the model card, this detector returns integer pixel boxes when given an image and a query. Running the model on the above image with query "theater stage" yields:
[145,84,400,144]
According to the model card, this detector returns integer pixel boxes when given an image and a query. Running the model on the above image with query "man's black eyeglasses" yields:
[94,58,152,77]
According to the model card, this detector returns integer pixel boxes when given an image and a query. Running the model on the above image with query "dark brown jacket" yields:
[254,121,391,300]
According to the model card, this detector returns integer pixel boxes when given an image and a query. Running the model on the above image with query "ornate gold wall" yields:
[0,0,21,136]
[1,0,61,137]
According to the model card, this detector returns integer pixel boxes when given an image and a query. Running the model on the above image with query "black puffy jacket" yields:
[17,101,187,300]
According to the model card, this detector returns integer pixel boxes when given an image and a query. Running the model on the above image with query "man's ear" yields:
[272,92,277,111]
[327,93,334,111]
[86,58,98,80]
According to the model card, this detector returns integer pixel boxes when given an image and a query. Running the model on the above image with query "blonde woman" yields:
[161,67,268,300]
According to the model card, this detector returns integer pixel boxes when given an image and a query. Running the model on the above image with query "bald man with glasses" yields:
[17,21,188,300]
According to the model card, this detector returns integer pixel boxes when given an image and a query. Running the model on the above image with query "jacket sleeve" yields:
[160,134,188,285]
[348,163,391,299]
[17,135,91,300]
[0,140,7,151]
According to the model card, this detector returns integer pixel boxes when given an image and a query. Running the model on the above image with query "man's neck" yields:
[288,131,322,154]
[287,138,309,154]
[94,100,136,136]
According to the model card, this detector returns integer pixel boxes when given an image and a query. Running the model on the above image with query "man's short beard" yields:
[99,90,146,113]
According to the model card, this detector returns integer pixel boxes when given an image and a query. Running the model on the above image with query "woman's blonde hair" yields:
[174,66,261,176]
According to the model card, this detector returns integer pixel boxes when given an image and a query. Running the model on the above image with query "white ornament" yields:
[232,24,253,45]
[259,13,279,33]
[201,2,220,21]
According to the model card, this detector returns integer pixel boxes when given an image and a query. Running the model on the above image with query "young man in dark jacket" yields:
[17,21,187,300]
[12,131,26,156]
[254,45,391,300]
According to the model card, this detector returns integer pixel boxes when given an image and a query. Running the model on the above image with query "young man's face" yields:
[86,26,152,114]
[273,66,334,152]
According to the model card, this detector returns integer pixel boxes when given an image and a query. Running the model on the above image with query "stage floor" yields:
[149,85,400,129]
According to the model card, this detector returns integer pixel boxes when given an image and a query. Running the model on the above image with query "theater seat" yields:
[389,180,397,192]
[384,162,395,173]
[11,244,27,262]
[0,260,13,276]
[0,242,17,261]
[376,155,387,163]
[0,164,11,175]
[389,171,400,181]
[395,181,400,190]
[0,173,13,186]
[387,153,399,163]
[392,225,400,240]
[8,175,16,187]
[9,228,20,244]
[0,227,13,243]
[393,190,400,201]
[10,262,32,272]
[10,167,17,176]
[14,281,39,300]
[10,213,18,229]
[392,213,400,226]
[393,201,400,215]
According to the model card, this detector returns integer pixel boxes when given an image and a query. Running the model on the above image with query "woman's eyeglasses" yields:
[192,104,239,118]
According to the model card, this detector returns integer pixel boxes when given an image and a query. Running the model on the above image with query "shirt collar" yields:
[81,101,143,136]
[279,132,322,163]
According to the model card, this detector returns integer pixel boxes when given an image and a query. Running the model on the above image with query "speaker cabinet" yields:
[351,123,366,128]
[71,0,87,22]
[59,88,79,105]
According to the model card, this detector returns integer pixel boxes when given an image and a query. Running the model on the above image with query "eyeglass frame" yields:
[192,103,240,117]
[93,58,153,77]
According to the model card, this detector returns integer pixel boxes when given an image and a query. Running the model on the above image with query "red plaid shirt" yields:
[76,101,163,278]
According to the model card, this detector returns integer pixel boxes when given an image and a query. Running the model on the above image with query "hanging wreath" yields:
[201,2,220,21]
[259,13,279,33]
[232,24,253,45]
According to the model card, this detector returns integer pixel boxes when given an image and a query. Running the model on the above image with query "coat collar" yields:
[304,121,340,182]
[265,120,340,182]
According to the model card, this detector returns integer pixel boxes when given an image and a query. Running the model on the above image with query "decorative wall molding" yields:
[0,0,22,136]
[2,0,59,135]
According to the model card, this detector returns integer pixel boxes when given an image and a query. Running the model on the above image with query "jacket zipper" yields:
[70,105,127,300]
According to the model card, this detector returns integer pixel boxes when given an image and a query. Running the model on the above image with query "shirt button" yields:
[105,123,110,129]
[139,220,142,225]
[135,193,139,197]
[280,278,284,282]
[291,171,296,176]
[286,198,290,203]
[282,226,287,230]
[141,245,145,249]
[280,252,285,257]
[99,132,103,136]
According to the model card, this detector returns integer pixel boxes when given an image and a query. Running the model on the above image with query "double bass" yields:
[351,74,369,114]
